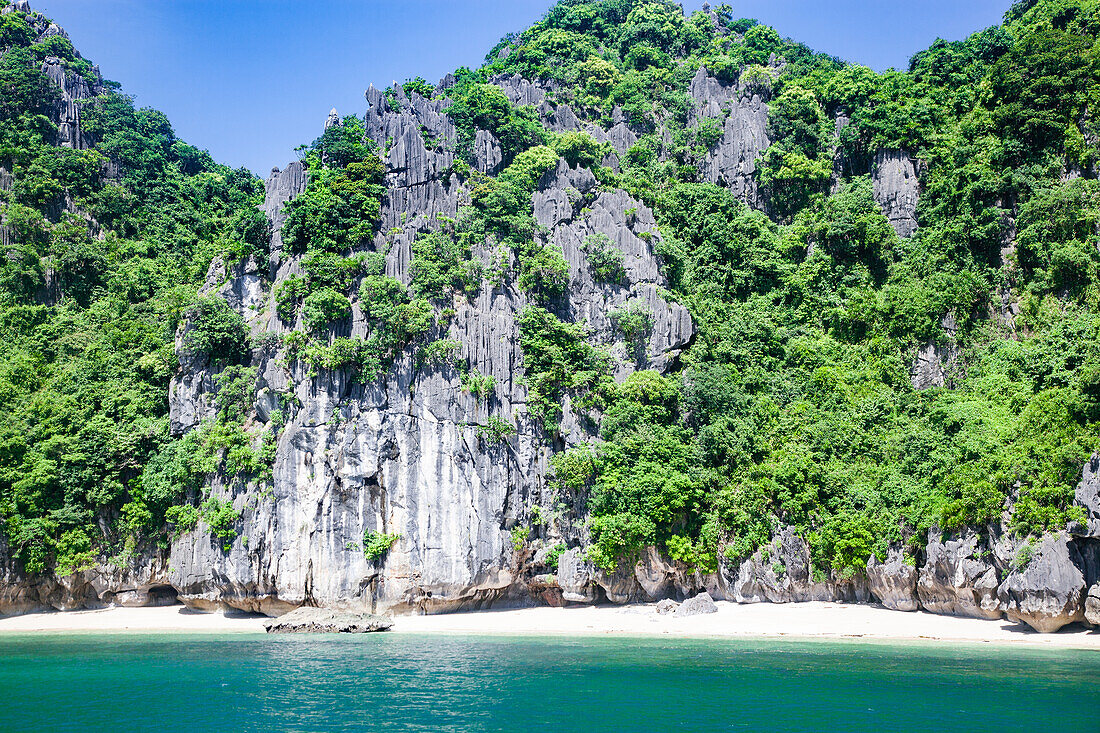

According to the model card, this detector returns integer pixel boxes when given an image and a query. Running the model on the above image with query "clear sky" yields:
[33,0,1012,176]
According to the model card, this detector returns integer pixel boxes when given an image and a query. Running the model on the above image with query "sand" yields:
[2,600,1099,647]
[394,601,1100,648]
[0,605,268,633]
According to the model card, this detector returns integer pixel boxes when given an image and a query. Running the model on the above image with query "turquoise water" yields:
[0,633,1097,731]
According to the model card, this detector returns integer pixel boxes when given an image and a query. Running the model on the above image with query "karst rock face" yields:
[0,1,108,262]
[163,83,694,615]
[916,530,1005,620]
[866,547,919,612]
[688,67,771,208]
[871,150,920,239]
[997,533,1088,633]
[3,1,1100,634]
[1072,454,1100,539]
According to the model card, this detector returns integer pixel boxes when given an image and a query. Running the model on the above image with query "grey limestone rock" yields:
[490,72,549,107]
[700,3,730,36]
[533,161,694,380]
[1086,582,1100,626]
[556,548,598,604]
[872,150,920,238]
[594,122,638,158]
[689,66,737,120]
[917,530,1003,619]
[41,58,99,150]
[0,533,38,615]
[264,161,308,265]
[167,347,215,436]
[1071,454,1100,539]
[997,533,1086,633]
[1078,537,1100,592]
[545,103,582,134]
[0,0,696,618]
[163,92,694,615]
[16,1,1089,626]
[674,591,717,617]
[910,314,958,390]
[910,343,950,389]
[0,544,172,616]
[688,67,770,208]
[264,607,393,633]
[866,547,919,611]
[720,527,870,605]
[474,129,503,175]
[559,544,712,606]
[6,0,110,155]
[0,167,11,250]
[634,545,679,600]
[655,598,680,615]
[0,3,105,262]
[631,545,712,601]
[596,561,644,604]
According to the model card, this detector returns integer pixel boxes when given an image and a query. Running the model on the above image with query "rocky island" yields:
[1,0,1099,638]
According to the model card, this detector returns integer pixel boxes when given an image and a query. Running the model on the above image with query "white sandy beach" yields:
[1,601,1099,648]
[0,605,269,633]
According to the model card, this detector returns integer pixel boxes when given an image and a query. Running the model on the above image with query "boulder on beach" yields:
[263,607,393,634]
[674,592,718,617]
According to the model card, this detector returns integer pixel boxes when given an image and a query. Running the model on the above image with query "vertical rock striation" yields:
[997,533,1087,632]
[871,150,920,238]
[163,87,694,615]
[2,2,1097,634]
[688,67,770,209]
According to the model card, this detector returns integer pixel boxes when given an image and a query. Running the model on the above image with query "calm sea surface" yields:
[0,632,1097,732]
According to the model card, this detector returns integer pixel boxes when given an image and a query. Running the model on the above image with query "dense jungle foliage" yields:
[0,9,264,572]
[2,0,1099,581]
[480,0,1100,575]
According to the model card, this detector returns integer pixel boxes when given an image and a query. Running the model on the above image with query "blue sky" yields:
[34,0,1011,176]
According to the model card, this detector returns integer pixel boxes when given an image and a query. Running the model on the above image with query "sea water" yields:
[0,633,1096,731]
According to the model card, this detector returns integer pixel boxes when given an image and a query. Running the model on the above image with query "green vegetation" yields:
[410,228,481,298]
[0,7,263,574]
[362,530,400,561]
[301,287,351,332]
[510,525,530,551]
[200,496,242,552]
[417,337,461,367]
[546,542,566,570]
[519,306,612,431]
[609,300,653,341]
[274,275,308,322]
[445,80,547,165]
[1013,537,1038,571]
[4,0,1100,589]
[183,297,250,362]
[462,370,496,400]
[521,0,1100,578]
[477,415,517,444]
[275,118,443,383]
[581,232,625,283]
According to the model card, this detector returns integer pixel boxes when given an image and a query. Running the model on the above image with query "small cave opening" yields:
[146,585,180,607]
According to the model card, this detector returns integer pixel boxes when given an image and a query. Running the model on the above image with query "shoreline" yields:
[1,601,1098,648]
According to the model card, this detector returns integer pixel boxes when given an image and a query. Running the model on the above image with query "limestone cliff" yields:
[3,0,1100,636]
[0,0,107,255]
[163,83,694,615]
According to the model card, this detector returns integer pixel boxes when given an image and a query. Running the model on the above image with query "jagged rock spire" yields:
[2,1,32,14]
[325,107,339,129]
[364,84,384,112]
